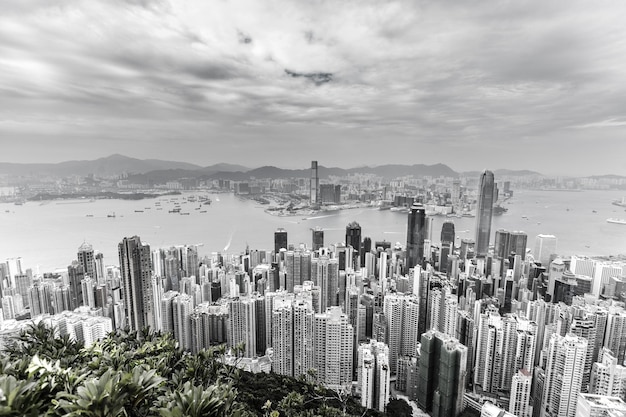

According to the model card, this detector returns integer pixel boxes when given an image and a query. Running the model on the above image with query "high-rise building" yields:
[173,293,193,351]
[357,340,390,412]
[118,236,155,331]
[509,369,532,417]
[441,221,455,246]
[310,161,319,206]
[313,306,353,391]
[227,296,257,358]
[417,330,467,417]
[346,221,362,269]
[576,394,626,417]
[77,242,95,280]
[494,229,510,259]
[534,234,558,267]
[274,229,288,259]
[542,333,588,417]
[407,203,427,269]
[312,227,324,251]
[67,261,85,310]
[590,348,626,399]
[509,231,528,260]
[475,170,496,257]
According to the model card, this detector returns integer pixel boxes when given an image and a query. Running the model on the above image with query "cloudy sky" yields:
[1,0,626,175]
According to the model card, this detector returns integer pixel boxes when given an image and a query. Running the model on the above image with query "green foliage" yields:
[0,322,387,417]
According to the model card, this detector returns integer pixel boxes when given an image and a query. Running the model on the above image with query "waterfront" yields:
[1,190,625,272]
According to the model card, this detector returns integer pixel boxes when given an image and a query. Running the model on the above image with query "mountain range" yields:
[0,154,568,182]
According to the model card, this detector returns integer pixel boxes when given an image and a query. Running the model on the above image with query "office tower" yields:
[417,268,430,337]
[509,369,532,417]
[313,307,353,391]
[475,170,496,257]
[310,161,319,206]
[28,280,53,317]
[118,236,154,331]
[542,333,588,417]
[312,227,324,251]
[593,262,624,297]
[494,229,510,259]
[441,221,455,246]
[346,221,362,268]
[534,234,558,267]
[570,256,596,278]
[417,330,468,417]
[358,340,390,412]
[77,242,95,280]
[227,296,257,358]
[509,231,528,259]
[406,203,427,269]
[274,228,288,258]
[94,252,105,283]
[67,261,85,310]
[182,245,199,279]
[173,293,193,351]
[590,348,626,398]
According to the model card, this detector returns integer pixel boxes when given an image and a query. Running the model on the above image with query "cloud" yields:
[0,0,625,175]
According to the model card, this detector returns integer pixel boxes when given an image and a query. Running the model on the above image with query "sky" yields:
[1,0,626,176]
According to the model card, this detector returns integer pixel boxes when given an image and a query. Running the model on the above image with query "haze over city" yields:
[2,1,626,176]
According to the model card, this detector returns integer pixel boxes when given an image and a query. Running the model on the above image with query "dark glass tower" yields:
[406,203,427,269]
[119,236,154,331]
[494,229,510,259]
[508,231,528,260]
[474,170,496,257]
[345,221,362,269]
[310,161,319,206]
[312,227,324,251]
[274,228,288,256]
[440,221,455,246]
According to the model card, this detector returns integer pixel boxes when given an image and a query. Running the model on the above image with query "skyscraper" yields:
[314,306,354,391]
[77,242,95,279]
[310,161,319,206]
[346,221,362,268]
[118,235,155,331]
[542,333,587,417]
[406,203,427,269]
[312,227,324,251]
[534,234,558,267]
[274,228,288,258]
[475,170,496,257]
[441,221,455,246]
[417,330,467,417]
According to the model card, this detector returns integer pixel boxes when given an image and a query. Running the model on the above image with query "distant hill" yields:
[0,155,247,178]
[461,169,543,177]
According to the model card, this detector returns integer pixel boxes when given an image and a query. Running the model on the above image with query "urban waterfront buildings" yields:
[3,170,626,417]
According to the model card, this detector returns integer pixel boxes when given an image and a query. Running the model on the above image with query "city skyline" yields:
[2,1,626,176]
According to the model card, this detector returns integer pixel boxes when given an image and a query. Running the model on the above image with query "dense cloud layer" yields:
[1,0,625,175]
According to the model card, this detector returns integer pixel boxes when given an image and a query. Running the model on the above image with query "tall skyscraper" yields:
[475,170,496,257]
[406,203,427,269]
[312,227,324,251]
[441,221,455,246]
[274,228,288,257]
[310,161,319,206]
[67,261,85,310]
[357,340,390,412]
[118,235,155,331]
[509,231,528,259]
[346,221,362,268]
[314,307,354,391]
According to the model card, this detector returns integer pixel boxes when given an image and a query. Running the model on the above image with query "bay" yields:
[1,190,625,273]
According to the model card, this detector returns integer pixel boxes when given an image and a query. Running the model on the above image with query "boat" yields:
[180,212,190,215]
[607,218,626,225]
[135,210,144,213]
[169,208,181,213]
[86,214,94,217]
[612,197,626,207]
[200,210,207,213]
[107,212,116,218]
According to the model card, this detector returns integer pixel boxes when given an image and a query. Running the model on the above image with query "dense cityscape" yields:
[1,164,626,417]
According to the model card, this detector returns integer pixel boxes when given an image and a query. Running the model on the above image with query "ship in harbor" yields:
[606,218,626,225]
[612,197,626,207]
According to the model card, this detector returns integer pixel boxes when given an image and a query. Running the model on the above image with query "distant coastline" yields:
[26,191,182,202]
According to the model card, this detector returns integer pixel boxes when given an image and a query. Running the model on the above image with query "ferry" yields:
[607,218,626,225]
[107,212,116,218]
